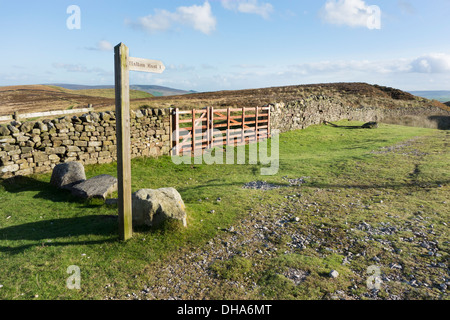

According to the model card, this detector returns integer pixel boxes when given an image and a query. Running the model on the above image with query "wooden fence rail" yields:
[171,106,270,156]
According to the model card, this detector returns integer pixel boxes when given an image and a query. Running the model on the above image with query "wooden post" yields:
[114,43,132,241]
[113,42,165,241]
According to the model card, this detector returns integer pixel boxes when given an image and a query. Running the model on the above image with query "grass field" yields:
[0,121,448,300]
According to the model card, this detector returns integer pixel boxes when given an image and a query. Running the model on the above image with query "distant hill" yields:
[409,91,450,102]
[48,84,195,97]
[131,85,196,97]
[140,82,450,113]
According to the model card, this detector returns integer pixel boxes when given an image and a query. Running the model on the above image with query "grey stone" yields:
[50,162,86,190]
[20,121,36,133]
[135,110,144,118]
[70,174,118,200]
[35,121,48,132]
[330,270,339,279]
[7,125,19,134]
[0,126,10,136]
[99,112,111,121]
[80,114,92,123]
[132,188,187,228]
[1,164,19,173]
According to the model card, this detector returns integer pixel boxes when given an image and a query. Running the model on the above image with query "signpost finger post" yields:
[114,42,165,241]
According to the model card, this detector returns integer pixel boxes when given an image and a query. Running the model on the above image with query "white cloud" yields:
[221,0,273,19]
[96,40,114,51]
[86,40,114,51]
[128,1,216,35]
[52,63,112,76]
[398,0,416,15]
[320,0,381,29]
[284,53,450,76]
[287,58,412,76]
[410,53,450,73]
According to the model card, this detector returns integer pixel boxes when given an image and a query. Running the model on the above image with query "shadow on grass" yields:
[323,121,375,130]
[0,176,119,254]
[0,175,105,207]
[0,215,118,254]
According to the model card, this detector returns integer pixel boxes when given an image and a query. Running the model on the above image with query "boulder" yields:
[132,188,187,228]
[70,174,118,200]
[50,162,86,190]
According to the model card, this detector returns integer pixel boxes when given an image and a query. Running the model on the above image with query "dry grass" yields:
[0,85,150,117]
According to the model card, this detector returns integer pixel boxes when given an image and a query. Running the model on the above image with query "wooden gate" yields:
[171,106,270,156]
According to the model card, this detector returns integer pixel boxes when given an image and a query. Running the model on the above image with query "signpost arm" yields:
[114,43,133,241]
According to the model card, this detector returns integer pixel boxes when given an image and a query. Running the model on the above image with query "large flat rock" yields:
[70,174,118,200]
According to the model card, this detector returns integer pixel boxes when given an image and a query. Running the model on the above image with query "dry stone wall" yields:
[269,95,450,133]
[0,107,171,179]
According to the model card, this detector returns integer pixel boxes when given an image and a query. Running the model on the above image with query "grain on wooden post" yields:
[114,42,133,241]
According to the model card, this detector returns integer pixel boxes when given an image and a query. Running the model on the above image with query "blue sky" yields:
[1,0,449,92]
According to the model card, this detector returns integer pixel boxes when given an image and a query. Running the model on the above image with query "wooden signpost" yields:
[114,43,165,241]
